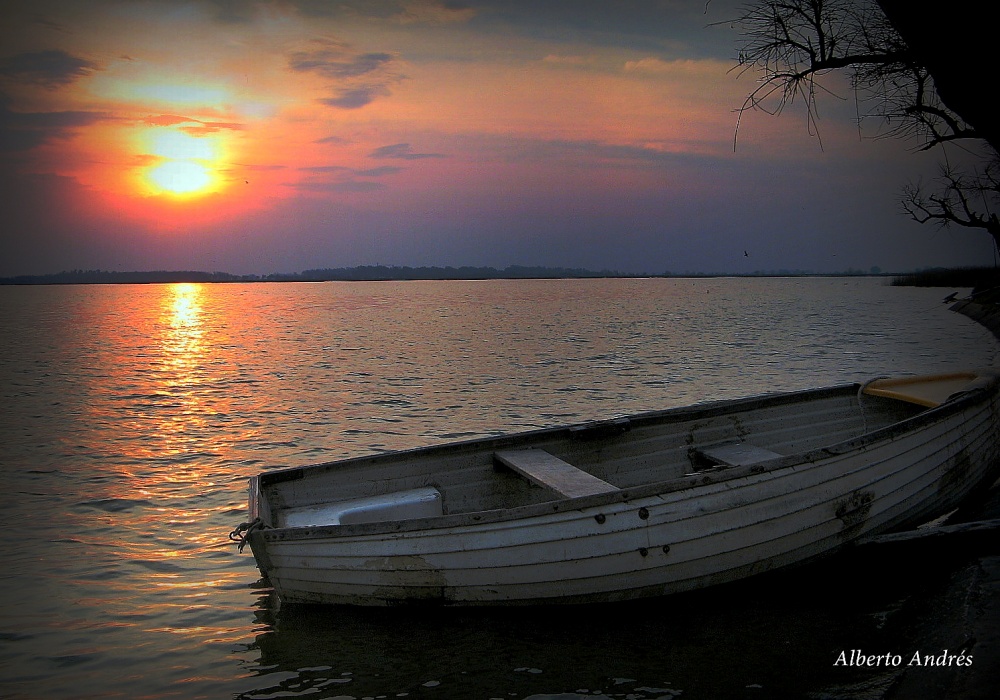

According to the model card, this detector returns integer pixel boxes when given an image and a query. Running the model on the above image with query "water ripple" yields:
[74,498,155,512]
[1,278,996,699]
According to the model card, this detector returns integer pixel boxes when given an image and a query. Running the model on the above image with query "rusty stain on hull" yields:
[835,490,875,536]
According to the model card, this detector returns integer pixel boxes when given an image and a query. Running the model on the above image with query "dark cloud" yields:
[393,0,477,24]
[0,98,104,152]
[355,165,403,176]
[288,41,399,110]
[300,165,352,173]
[370,142,446,159]
[281,0,476,24]
[32,17,70,33]
[289,50,393,79]
[282,0,477,26]
[207,0,256,24]
[319,85,391,109]
[330,180,386,192]
[300,164,401,176]
[0,50,99,88]
[290,179,386,192]
[292,162,401,193]
[535,138,727,170]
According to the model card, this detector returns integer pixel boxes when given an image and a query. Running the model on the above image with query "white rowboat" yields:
[232,372,1000,606]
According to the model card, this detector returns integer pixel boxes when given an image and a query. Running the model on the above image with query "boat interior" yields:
[260,383,933,529]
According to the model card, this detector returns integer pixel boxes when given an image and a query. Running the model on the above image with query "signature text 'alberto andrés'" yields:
[835,649,972,667]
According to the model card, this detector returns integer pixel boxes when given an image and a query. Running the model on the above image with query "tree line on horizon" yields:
[0,265,621,285]
[5,264,996,286]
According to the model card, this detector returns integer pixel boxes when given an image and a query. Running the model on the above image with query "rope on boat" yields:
[229,517,266,552]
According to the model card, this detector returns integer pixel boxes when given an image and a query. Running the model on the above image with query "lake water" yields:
[1,277,997,699]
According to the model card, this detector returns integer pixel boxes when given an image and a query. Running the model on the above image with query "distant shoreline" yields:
[0,265,994,287]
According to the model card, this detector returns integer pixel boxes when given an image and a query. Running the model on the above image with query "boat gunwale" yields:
[253,373,999,542]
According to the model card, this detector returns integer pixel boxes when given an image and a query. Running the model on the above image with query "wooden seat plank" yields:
[495,448,618,499]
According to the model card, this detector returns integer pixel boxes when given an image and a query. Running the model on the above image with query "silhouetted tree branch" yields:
[903,161,1000,246]
[729,0,1000,255]
[877,0,1000,155]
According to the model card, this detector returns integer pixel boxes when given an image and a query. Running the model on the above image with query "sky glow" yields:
[0,0,994,276]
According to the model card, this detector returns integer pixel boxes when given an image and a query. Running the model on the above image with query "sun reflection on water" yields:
[162,282,205,366]
[154,283,229,457]
[101,284,247,598]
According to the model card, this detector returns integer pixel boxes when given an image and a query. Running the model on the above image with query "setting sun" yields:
[138,128,225,198]
[147,160,213,195]
[149,131,216,161]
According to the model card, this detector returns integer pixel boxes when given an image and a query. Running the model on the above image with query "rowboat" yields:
[231,371,1000,606]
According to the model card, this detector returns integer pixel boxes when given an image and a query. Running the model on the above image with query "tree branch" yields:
[730,0,1000,255]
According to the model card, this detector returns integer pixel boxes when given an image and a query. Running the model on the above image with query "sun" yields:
[147,160,213,194]
[137,128,226,199]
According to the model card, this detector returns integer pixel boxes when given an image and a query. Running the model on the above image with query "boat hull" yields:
[243,375,1000,606]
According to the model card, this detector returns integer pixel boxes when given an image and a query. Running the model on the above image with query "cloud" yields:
[355,165,403,176]
[206,0,257,24]
[319,85,391,109]
[288,40,401,110]
[179,121,244,135]
[622,57,723,81]
[542,54,593,67]
[300,164,402,176]
[144,114,196,127]
[301,165,352,173]
[239,163,287,171]
[370,142,446,160]
[142,114,244,134]
[392,0,477,24]
[31,17,70,34]
[623,56,674,73]
[519,137,732,173]
[0,50,99,88]
[0,99,104,152]
[288,49,394,79]
[285,0,475,25]
[292,162,401,193]
[289,179,385,192]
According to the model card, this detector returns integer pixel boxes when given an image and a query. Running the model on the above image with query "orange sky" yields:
[1,0,995,276]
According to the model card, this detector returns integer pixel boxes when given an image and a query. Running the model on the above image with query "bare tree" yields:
[902,159,1000,244]
[729,0,1000,254]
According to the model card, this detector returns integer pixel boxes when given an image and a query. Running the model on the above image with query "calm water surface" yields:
[1,278,996,699]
